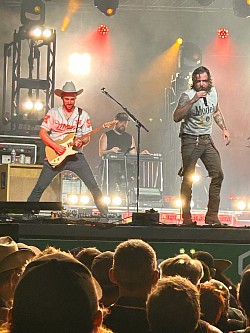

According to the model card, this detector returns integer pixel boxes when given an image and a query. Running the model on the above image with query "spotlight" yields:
[33,101,43,111]
[218,28,229,39]
[22,100,33,110]
[94,0,119,16]
[112,195,123,206]
[67,194,79,205]
[20,0,45,28]
[174,198,183,208]
[98,24,109,35]
[176,37,183,45]
[103,196,111,205]
[79,195,90,205]
[192,173,200,183]
[236,200,247,211]
[29,27,54,41]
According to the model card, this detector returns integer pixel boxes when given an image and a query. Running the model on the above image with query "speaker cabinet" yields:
[0,164,61,202]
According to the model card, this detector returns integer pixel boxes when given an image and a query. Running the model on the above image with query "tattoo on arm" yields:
[178,93,190,107]
[213,105,227,130]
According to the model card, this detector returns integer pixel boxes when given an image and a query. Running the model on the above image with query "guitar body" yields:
[45,120,118,168]
[45,133,77,167]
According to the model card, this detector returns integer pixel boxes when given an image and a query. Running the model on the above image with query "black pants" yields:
[180,134,224,220]
[28,154,108,215]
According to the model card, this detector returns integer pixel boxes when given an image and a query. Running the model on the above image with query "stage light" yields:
[236,200,247,211]
[22,100,33,110]
[31,27,43,38]
[20,0,45,28]
[192,173,200,183]
[98,24,109,35]
[218,28,229,39]
[112,195,123,206]
[174,198,183,208]
[176,38,183,45]
[43,28,52,38]
[69,53,91,75]
[33,101,43,111]
[196,0,215,5]
[233,0,250,18]
[94,0,119,16]
[103,196,111,205]
[79,195,90,205]
[67,194,79,205]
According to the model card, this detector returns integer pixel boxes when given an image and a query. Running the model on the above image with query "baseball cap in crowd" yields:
[192,251,232,274]
[0,236,36,274]
[115,112,130,122]
[12,252,102,333]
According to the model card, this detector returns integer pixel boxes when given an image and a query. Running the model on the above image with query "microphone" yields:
[101,87,107,94]
[203,97,208,107]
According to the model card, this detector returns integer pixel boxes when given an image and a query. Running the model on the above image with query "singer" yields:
[173,66,230,226]
[99,112,149,194]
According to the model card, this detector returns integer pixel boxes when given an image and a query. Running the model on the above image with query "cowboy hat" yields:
[0,236,36,274]
[54,81,84,97]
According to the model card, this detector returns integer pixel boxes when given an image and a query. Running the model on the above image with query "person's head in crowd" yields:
[8,252,107,333]
[91,251,119,307]
[76,247,102,270]
[159,253,203,286]
[109,239,158,298]
[199,283,225,325]
[147,276,200,333]
[192,251,216,281]
[238,268,250,319]
[0,237,36,323]
[207,279,230,313]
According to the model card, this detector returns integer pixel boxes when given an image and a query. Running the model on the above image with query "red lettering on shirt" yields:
[86,118,91,128]
[43,115,51,124]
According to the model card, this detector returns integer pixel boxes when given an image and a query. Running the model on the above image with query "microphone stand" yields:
[101,88,149,213]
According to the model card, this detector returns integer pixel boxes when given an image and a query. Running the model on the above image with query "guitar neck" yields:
[79,125,104,141]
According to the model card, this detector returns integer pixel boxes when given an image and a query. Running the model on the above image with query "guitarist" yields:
[27,81,108,216]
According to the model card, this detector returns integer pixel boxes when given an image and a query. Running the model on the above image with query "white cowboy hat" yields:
[54,81,84,97]
[0,236,36,273]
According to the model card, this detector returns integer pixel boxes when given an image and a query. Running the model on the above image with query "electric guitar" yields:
[45,120,117,167]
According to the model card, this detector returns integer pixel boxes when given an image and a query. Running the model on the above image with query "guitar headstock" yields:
[103,120,118,128]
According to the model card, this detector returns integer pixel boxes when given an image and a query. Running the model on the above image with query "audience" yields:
[5,251,111,333]
[0,237,37,324]
[159,253,203,285]
[91,251,119,307]
[76,247,102,270]
[0,236,245,333]
[103,239,159,333]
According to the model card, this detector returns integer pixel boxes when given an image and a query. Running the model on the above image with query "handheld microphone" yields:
[101,87,107,94]
[203,97,208,107]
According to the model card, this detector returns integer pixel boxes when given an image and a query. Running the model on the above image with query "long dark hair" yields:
[191,66,213,91]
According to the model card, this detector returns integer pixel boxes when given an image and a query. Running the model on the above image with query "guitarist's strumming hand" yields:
[54,144,66,156]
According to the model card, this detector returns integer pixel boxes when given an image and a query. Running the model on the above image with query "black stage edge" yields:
[15,221,250,244]
[0,202,62,214]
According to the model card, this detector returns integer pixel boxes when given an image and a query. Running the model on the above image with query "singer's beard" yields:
[116,126,125,133]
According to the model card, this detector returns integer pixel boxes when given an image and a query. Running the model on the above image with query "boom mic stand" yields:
[101,88,149,213]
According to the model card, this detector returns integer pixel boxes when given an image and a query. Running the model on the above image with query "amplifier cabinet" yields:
[0,164,61,202]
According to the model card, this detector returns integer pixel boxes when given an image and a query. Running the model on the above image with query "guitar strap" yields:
[75,108,82,135]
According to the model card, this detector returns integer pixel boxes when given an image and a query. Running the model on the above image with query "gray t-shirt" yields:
[179,86,218,136]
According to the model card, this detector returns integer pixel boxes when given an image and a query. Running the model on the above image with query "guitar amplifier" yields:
[0,164,61,202]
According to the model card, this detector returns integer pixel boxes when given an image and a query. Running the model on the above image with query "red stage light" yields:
[98,24,109,35]
[218,28,229,39]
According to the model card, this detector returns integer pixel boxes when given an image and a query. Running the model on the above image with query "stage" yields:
[1,205,250,283]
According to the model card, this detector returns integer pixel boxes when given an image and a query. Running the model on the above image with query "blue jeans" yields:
[27,154,108,215]
[180,134,224,220]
